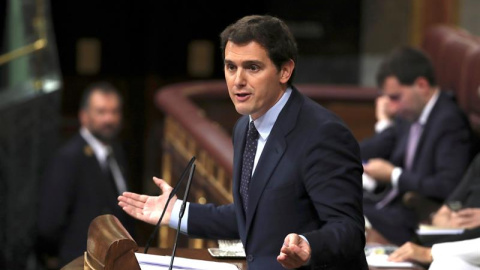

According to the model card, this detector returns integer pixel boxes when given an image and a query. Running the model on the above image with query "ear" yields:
[79,110,87,126]
[279,59,295,84]
[414,77,431,94]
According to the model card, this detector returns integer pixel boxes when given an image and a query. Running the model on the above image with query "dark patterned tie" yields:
[240,121,259,213]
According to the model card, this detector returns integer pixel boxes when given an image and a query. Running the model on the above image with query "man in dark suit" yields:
[119,15,367,269]
[361,46,474,245]
[37,82,135,268]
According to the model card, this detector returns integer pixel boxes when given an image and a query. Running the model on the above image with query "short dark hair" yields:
[220,15,298,85]
[79,81,122,110]
[376,46,437,88]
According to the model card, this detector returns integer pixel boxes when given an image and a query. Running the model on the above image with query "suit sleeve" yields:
[302,121,366,265]
[447,153,480,206]
[359,125,397,161]
[187,203,239,240]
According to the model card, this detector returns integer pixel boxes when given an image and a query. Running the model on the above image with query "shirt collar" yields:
[418,89,440,125]
[250,87,292,140]
[80,127,109,164]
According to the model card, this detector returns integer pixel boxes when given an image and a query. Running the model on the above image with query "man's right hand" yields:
[431,205,452,227]
[118,177,176,225]
[376,95,397,122]
[388,242,432,264]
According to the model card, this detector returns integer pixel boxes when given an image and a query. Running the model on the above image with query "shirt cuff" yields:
[363,173,377,192]
[168,199,189,233]
[299,235,311,266]
[375,119,393,133]
[391,167,402,188]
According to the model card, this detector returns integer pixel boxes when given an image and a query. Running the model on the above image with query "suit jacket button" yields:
[246,254,254,262]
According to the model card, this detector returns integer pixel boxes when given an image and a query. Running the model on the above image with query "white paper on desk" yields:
[135,252,239,270]
[416,224,464,235]
[367,254,416,268]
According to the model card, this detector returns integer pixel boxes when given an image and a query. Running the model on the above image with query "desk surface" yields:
[63,247,425,270]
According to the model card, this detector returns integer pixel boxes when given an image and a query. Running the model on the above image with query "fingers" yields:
[283,233,299,246]
[455,208,474,217]
[118,192,148,208]
[153,177,173,194]
[277,234,311,269]
[118,192,148,217]
[118,201,145,219]
[451,208,478,228]
[388,247,407,262]
[277,245,304,269]
[388,242,432,264]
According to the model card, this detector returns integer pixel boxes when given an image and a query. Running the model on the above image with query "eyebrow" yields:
[224,59,264,67]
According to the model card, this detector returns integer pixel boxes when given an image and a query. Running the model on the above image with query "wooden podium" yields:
[82,214,140,270]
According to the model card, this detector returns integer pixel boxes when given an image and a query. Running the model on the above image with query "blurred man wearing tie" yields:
[37,82,135,268]
[361,46,474,245]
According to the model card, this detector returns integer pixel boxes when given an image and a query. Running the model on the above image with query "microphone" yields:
[143,156,196,254]
[169,163,195,270]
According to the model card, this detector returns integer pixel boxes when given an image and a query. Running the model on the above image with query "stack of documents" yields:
[416,224,464,235]
[366,254,416,268]
[416,224,464,243]
[208,239,246,258]
[135,253,239,270]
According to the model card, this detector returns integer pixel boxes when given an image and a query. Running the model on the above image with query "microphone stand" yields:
[144,156,196,254]
[168,163,195,270]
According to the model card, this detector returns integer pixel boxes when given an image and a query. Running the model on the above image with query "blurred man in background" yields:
[361,46,474,245]
[37,81,135,268]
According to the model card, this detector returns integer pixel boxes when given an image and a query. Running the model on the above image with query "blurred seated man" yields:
[420,152,480,245]
[384,152,480,268]
[37,82,135,268]
[361,46,475,245]
[388,237,480,270]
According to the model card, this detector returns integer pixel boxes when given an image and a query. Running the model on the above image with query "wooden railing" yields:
[154,80,377,249]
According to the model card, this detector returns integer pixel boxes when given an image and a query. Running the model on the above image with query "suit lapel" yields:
[245,135,286,230]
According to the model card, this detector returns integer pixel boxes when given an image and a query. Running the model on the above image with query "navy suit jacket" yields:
[37,133,135,267]
[188,87,368,269]
[361,91,473,202]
